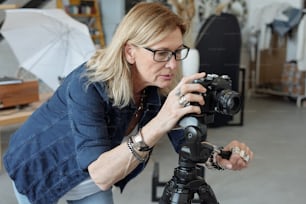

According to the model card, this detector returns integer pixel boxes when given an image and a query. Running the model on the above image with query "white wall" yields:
[248,0,302,9]
[99,0,125,45]
[247,0,303,28]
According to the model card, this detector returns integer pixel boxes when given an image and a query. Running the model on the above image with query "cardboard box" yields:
[281,63,306,96]
[0,80,39,109]
[258,33,287,86]
[283,85,305,96]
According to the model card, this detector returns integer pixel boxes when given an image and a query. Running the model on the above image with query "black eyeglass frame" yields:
[143,45,190,62]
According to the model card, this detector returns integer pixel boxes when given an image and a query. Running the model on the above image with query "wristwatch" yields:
[131,131,152,152]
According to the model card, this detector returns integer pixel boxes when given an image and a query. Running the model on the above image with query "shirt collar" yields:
[144,86,162,108]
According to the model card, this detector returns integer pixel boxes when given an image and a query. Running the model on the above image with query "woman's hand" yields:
[155,72,207,133]
[217,140,254,170]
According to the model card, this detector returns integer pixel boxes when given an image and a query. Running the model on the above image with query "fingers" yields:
[218,153,249,171]
[178,92,205,107]
[220,140,254,171]
[174,72,206,108]
[175,72,206,95]
[225,140,254,160]
[156,72,207,131]
[181,72,206,84]
[228,153,249,170]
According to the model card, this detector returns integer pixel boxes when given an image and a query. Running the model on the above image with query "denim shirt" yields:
[3,63,185,204]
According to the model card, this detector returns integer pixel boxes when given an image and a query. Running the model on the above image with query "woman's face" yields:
[127,27,184,92]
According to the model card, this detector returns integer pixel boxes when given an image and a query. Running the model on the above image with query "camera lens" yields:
[216,90,241,115]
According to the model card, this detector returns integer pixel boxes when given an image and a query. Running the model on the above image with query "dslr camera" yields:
[193,74,241,123]
[157,74,241,204]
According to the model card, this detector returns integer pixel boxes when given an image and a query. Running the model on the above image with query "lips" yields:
[160,74,173,80]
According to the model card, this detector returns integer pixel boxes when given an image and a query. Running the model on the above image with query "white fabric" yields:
[286,31,298,62]
[247,2,292,56]
[296,15,306,71]
[2,9,96,90]
[251,3,291,50]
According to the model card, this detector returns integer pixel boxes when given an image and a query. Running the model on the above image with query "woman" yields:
[3,2,253,204]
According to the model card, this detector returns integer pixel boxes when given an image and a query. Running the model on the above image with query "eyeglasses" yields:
[143,45,190,62]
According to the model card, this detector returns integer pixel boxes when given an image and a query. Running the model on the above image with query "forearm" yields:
[140,117,169,147]
[88,141,146,191]
[88,119,168,191]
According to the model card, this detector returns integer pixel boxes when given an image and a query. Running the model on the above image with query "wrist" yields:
[205,145,225,171]
[130,128,153,152]
[127,137,149,163]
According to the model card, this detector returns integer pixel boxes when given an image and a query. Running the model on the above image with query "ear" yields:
[124,43,136,64]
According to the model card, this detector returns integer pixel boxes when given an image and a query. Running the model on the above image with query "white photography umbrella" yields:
[1,8,96,90]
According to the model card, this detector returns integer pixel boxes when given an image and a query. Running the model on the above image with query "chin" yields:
[156,81,171,89]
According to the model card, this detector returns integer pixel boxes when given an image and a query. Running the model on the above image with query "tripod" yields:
[155,115,231,204]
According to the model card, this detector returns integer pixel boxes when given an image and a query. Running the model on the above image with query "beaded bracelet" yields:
[127,137,148,163]
[205,146,225,171]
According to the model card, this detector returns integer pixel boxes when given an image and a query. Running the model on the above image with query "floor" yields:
[1,94,306,204]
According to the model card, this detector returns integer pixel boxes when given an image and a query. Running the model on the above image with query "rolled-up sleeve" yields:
[168,129,185,153]
[66,76,110,170]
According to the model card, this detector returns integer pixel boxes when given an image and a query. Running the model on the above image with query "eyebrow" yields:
[153,44,185,51]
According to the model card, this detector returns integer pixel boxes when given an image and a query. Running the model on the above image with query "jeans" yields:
[13,182,114,204]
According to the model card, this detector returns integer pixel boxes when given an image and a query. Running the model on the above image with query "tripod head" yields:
[159,115,231,204]
[178,115,213,166]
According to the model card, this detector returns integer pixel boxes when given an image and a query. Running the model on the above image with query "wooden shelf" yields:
[0,4,19,9]
[56,0,105,48]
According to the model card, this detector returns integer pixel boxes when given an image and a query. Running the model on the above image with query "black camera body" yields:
[193,74,241,124]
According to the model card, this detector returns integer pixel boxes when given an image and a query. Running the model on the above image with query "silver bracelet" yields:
[205,145,225,171]
[127,137,148,163]
[131,128,152,152]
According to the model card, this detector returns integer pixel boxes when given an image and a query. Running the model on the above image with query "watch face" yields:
[131,132,152,151]
[133,134,143,144]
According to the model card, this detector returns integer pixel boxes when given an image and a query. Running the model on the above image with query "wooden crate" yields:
[0,80,39,109]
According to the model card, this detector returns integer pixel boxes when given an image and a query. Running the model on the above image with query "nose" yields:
[165,55,178,70]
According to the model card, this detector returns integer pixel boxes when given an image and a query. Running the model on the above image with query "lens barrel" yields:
[216,90,241,115]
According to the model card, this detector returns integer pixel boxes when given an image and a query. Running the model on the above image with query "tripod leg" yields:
[159,180,194,204]
[159,180,172,204]
[198,184,219,204]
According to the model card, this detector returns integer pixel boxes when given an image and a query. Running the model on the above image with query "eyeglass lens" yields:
[154,47,189,62]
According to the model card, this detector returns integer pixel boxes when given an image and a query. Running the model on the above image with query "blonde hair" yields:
[86,2,188,107]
